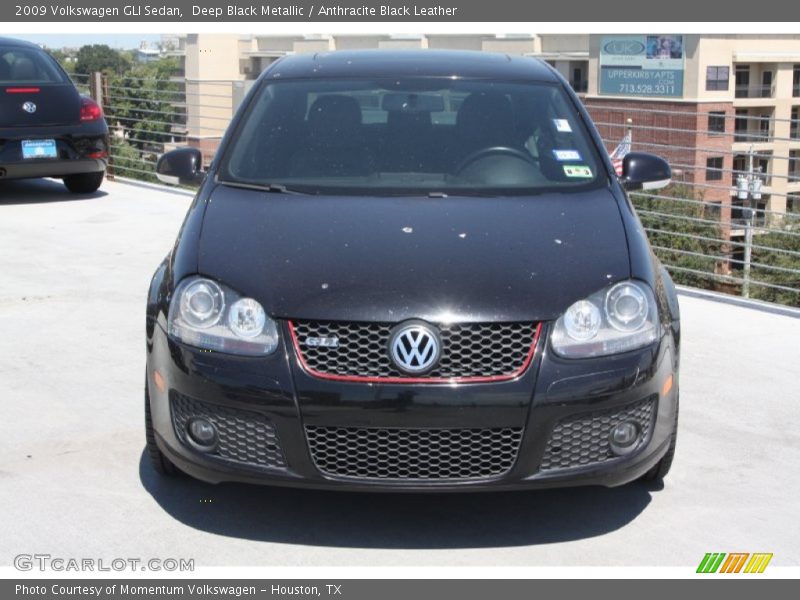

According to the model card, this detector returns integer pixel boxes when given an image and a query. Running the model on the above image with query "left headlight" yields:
[168,276,279,356]
[550,280,659,358]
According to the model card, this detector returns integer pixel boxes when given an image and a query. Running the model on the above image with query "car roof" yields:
[263,49,560,82]
[0,36,43,49]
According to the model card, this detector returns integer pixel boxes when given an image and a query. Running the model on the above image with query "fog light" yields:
[609,421,640,456]
[186,418,218,451]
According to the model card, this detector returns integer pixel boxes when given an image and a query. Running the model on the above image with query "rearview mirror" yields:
[381,92,445,113]
[620,152,671,191]
[156,147,204,187]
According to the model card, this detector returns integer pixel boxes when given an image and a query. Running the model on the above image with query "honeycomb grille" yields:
[291,320,538,380]
[539,397,657,472]
[170,393,286,470]
[305,426,523,480]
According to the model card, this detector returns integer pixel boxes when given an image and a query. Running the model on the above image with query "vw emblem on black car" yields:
[388,321,441,374]
[22,101,37,114]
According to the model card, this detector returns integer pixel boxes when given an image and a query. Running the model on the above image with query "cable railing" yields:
[84,73,800,307]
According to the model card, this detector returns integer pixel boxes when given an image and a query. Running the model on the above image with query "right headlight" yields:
[550,280,659,358]
[168,276,279,356]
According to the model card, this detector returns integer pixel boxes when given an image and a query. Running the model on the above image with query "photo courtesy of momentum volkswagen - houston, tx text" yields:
[146,50,680,492]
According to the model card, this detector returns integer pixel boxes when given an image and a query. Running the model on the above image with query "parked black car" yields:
[147,50,680,491]
[0,37,107,193]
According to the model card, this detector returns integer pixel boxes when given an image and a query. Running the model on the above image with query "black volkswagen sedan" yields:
[146,50,680,491]
[0,37,107,193]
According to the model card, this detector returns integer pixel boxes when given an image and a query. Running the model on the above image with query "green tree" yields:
[106,57,180,152]
[74,44,128,76]
[45,48,75,75]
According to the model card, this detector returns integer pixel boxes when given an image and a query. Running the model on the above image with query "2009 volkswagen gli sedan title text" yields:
[146,50,681,491]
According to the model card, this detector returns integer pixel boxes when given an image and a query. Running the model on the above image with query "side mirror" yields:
[156,147,204,186]
[620,152,671,191]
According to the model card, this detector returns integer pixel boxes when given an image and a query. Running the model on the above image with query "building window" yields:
[735,65,750,97]
[790,151,800,182]
[794,65,800,97]
[758,113,773,141]
[704,201,722,221]
[571,67,586,92]
[761,71,774,98]
[792,107,799,140]
[706,157,724,181]
[788,194,800,215]
[708,111,726,134]
[734,109,748,142]
[706,66,730,91]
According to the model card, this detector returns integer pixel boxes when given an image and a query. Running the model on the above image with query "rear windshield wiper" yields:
[218,180,311,195]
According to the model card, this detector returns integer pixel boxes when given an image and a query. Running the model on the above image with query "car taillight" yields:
[80,97,103,122]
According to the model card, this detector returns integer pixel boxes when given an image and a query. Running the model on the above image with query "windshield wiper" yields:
[218,180,311,195]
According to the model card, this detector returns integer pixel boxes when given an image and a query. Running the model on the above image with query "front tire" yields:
[63,171,104,194]
[145,382,178,476]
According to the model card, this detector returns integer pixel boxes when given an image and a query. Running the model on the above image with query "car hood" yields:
[197,184,631,323]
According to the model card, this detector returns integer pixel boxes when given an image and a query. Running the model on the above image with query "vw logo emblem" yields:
[388,321,441,374]
[22,101,37,114]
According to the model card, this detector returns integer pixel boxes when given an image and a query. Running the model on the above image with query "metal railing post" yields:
[743,214,754,299]
[89,71,103,105]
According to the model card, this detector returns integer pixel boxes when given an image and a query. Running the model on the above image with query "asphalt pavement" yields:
[1,177,798,567]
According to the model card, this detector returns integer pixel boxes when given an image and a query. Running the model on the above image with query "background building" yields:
[165,33,800,234]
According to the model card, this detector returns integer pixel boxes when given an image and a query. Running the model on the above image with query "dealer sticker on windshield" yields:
[552,149,582,162]
[553,119,572,132]
[563,165,593,178]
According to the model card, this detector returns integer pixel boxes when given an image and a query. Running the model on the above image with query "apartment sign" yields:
[599,35,685,98]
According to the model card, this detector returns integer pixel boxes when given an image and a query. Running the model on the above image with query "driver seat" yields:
[453,92,518,165]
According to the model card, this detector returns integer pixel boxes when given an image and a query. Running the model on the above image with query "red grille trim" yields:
[287,320,542,385]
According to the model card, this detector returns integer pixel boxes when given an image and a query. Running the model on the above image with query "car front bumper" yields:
[146,321,679,491]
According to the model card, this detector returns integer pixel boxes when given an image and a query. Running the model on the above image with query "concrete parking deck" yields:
[1,177,799,567]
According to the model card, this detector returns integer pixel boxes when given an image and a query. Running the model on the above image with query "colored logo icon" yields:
[697,552,773,574]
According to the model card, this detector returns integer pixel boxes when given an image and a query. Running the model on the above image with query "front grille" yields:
[291,320,538,381]
[305,426,523,480]
[170,393,286,470]
[539,397,657,472]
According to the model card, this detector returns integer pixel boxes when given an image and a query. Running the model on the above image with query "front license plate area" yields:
[22,139,57,160]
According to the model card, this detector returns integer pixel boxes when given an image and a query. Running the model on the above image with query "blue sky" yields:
[6,34,163,49]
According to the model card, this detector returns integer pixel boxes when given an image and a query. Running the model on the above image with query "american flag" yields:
[609,129,632,176]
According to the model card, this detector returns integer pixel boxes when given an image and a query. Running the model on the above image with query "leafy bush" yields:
[748,216,800,306]
[630,184,725,291]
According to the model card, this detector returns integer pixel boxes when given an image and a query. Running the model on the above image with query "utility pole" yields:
[736,145,763,298]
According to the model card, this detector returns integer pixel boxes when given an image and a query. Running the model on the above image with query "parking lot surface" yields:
[1,177,799,567]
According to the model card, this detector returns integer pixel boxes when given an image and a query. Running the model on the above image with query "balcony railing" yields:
[734,129,773,143]
[735,84,775,99]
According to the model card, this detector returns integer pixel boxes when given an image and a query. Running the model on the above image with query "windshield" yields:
[219,77,606,196]
[0,45,68,85]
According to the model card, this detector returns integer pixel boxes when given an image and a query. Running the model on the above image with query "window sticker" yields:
[563,165,593,178]
[553,119,572,132]
[552,149,582,162]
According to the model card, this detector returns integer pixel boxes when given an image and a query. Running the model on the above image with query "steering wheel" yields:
[454,146,538,175]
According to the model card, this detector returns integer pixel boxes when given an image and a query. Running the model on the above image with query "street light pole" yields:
[737,146,762,299]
